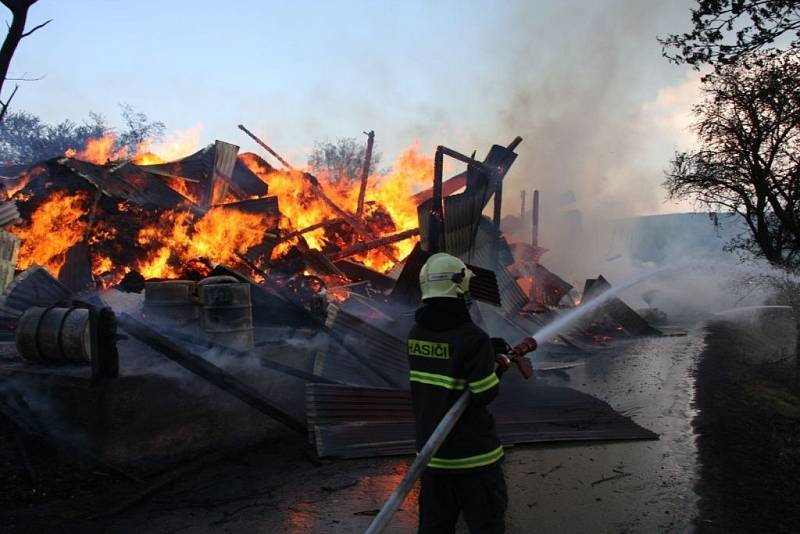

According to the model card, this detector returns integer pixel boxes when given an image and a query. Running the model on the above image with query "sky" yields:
[6,0,702,220]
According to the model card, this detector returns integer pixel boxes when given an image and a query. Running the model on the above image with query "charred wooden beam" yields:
[410,174,467,205]
[279,218,344,242]
[301,172,400,263]
[428,146,444,253]
[532,189,540,247]
[356,130,374,218]
[326,228,420,262]
[238,124,399,262]
[492,180,503,269]
[439,146,493,171]
[237,124,295,171]
[117,313,306,434]
[507,136,523,152]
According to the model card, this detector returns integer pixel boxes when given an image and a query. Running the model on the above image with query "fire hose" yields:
[364,337,538,534]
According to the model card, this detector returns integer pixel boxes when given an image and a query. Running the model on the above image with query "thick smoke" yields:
[469,0,778,318]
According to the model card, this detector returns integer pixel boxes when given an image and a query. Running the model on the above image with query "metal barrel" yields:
[198,277,253,351]
[16,306,92,364]
[143,280,199,326]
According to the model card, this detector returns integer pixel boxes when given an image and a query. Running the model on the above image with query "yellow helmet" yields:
[419,253,474,300]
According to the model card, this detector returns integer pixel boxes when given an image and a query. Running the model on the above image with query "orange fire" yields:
[241,145,431,272]
[12,191,89,274]
[4,165,47,198]
[17,126,434,283]
[64,133,128,164]
[136,206,272,279]
[64,125,203,168]
[132,124,203,165]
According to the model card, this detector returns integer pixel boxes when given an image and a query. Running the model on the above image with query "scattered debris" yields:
[590,472,633,486]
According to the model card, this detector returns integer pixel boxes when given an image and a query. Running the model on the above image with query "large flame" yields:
[64,125,203,167]
[136,207,272,279]
[18,127,434,283]
[132,125,203,165]
[241,145,431,272]
[64,133,128,164]
[12,191,89,273]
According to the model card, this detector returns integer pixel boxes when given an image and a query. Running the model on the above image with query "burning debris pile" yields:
[1,127,430,293]
[0,127,663,471]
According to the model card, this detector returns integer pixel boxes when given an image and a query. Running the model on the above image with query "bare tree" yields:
[307,137,381,185]
[660,0,800,67]
[664,50,800,270]
[0,0,51,122]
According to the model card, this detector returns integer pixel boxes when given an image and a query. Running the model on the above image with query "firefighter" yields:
[408,252,510,534]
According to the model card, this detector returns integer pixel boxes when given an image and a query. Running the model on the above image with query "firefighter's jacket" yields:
[407,298,502,472]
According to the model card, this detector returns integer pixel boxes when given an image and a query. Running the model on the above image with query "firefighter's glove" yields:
[495,353,511,373]
[491,337,512,356]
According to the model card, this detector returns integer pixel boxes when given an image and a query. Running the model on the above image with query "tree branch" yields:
[20,17,50,38]
[0,82,19,123]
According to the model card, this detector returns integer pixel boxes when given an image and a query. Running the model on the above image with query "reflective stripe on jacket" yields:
[407,317,503,472]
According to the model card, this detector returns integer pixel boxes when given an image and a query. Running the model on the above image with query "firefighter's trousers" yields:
[418,462,507,534]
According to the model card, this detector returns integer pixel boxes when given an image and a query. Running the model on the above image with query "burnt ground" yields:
[1,333,702,534]
[693,320,800,533]
[0,317,797,533]
[0,410,134,531]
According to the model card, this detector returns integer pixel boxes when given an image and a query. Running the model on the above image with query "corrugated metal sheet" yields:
[461,219,514,268]
[416,182,492,256]
[411,173,467,205]
[313,345,388,387]
[0,201,20,227]
[206,140,240,205]
[137,145,210,181]
[306,382,657,458]
[1,264,72,311]
[583,276,662,336]
[0,231,19,293]
[391,243,500,307]
[137,144,268,198]
[529,264,573,307]
[416,141,518,254]
[307,384,412,424]
[465,245,528,315]
[61,159,191,211]
[324,304,407,388]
